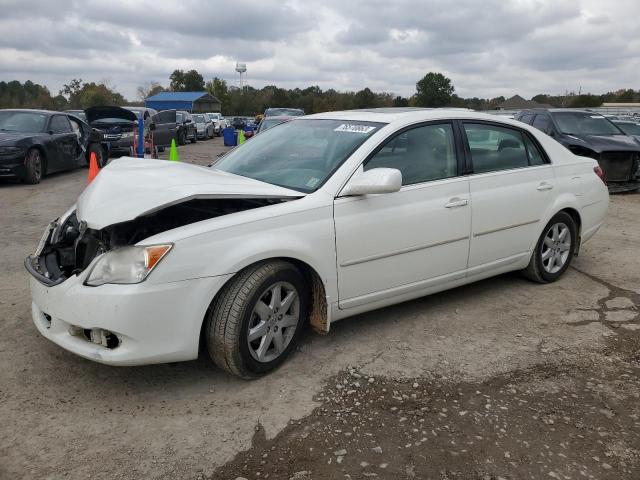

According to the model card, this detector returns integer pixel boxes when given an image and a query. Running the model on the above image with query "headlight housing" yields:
[120,131,134,138]
[85,244,172,286]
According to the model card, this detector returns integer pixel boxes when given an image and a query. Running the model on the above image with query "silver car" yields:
[192,113,214,140]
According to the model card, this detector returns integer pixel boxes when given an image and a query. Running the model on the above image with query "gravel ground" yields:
[0,138,638,479]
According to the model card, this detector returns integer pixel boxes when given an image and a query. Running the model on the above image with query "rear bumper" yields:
[28,268,233,366]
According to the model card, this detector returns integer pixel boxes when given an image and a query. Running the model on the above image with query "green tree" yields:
[206,77,229,110]
[415,72,454,107]
[170,69,205,91]
[353,87,377,108]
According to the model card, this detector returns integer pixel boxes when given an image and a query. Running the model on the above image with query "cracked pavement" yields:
[0,140,638,479]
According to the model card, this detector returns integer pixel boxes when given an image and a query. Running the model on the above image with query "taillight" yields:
[594,165,607,185]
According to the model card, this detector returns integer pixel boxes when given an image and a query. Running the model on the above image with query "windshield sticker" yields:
[590,115,604,119]
[334,124,377,134]
[305,177,321,188]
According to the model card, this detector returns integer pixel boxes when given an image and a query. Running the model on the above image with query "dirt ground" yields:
[0,138,638,479]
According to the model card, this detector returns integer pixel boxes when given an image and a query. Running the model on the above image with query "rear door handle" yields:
[444,197,469,208]
[537,182,554,191]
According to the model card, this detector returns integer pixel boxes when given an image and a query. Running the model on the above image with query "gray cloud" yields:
[0,0,638,100]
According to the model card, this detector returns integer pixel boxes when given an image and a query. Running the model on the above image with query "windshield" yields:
[553,112,623,136]
[615,122,640,136]
[258,118,287,133]
[0,111,48,133]
[177,113,184,122]
[193,114,205,122]
[214,119,384,193]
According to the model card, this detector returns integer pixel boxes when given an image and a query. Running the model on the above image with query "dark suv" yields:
[176,111,197,145]
[516,109,640,192]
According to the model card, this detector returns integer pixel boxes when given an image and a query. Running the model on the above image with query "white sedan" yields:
[26,109,609,378]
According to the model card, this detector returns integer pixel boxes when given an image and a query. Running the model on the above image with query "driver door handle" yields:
[444,197,469,208]
[537,182,554,191]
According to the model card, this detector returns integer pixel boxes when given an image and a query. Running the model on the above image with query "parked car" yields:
[231,116,246,130]
[612,120,640,142]
[256,115,293,134]
[264,107,304,117]
[176,111,197,145]
[516,109,640,192]
[192,113,214,140]
[0,109,104,184]
[206,113,224,136]
[64,110,87,122]
[26,109,608,377]
[85,106,138,158]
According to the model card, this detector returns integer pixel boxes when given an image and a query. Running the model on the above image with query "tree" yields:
[170,69,205,91]
[415,72,454,107]
[136,81,164,101]
[206,77,229,109]
[59,78,83,108]
[353,87,377,108]
[393,96,409,107]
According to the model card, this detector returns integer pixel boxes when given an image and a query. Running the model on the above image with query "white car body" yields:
[27,109,608,367]
[206,113,224,135]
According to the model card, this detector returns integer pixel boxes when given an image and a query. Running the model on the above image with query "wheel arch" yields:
[27,144,48,174]
[198,256,330,356]
[559,206,582,254]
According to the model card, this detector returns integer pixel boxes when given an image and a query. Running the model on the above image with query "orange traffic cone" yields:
[87,151,100,184]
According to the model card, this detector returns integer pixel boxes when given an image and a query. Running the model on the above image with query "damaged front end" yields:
[25,197,291,286]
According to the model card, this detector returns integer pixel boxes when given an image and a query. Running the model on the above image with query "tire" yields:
[178,129,186,146]
[190,130,197,144]
[522,211,577,283]
[205,261,308,378]
[23,148,43,184]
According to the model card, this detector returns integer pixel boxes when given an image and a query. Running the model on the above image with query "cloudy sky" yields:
[1,0,639,100]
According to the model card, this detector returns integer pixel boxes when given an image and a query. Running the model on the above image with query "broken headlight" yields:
[85,244,172,286]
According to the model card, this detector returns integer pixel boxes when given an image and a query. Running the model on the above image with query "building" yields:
[495,95,553,110]
[144,91,221,113]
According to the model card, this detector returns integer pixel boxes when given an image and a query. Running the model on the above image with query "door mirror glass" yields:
[341,168,402,196]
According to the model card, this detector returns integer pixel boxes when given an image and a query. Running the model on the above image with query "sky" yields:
[0,0,639,101]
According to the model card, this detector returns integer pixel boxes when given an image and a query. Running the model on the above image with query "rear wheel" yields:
[205,261,308,378]
[178,129,186,146]
[190,129,197,144]
[23,148,43,184]
[522,212,577,283]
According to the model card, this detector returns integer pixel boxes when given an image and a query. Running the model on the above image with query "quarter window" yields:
[532,115,551,134]
[464,123,536,173]
[365,123,458,185]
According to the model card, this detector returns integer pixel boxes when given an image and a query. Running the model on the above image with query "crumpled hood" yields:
[564,133,640,152]
[77,157,303,229]
[85,106,138,124]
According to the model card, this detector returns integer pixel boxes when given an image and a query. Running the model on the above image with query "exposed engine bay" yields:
[26,197,291,285]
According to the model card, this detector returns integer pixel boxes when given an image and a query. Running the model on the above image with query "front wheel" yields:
[522,211,577,283]
[190,131,197,143]
[205,261,308,378]
[23,148,43,184]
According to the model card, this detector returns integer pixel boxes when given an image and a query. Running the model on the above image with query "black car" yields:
[516,109,640,192]
[0,109,103,184]
[85,106,138,157]
[231,116,246,130]
[176,111,197,145]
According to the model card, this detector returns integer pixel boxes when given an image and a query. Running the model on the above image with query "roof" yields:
[145,91,220,102]
[305,108,521,125]
[496,95,553,110]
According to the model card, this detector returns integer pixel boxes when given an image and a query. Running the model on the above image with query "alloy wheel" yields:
[541,222,571,274]
[247,281,300,363]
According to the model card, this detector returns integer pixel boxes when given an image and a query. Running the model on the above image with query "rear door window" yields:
[464,123,534,173]
[50,115,72,134]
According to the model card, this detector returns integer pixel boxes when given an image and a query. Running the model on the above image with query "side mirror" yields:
[341,168,402,196]
[185,119,192,124]
[149,122,156,131]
